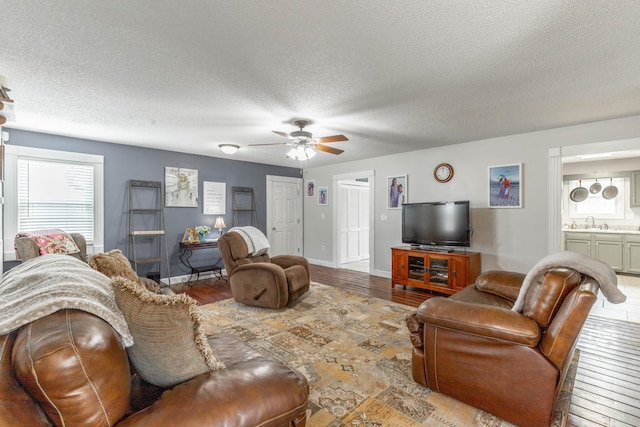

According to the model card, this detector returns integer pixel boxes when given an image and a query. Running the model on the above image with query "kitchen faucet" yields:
[585,216,596,229]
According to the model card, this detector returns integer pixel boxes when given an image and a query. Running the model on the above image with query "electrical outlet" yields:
[321,245,325,251]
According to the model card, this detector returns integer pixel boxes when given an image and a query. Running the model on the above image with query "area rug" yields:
[199,283,577,426]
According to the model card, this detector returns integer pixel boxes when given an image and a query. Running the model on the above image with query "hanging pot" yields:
[602,178,619,200]
[589,179,602,194]
[569,180,589,202]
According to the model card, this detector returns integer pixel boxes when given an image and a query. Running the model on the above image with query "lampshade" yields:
[219,144,239,155]
[214,217,226,237]
[214,216,226,229]
[286,146,316,160]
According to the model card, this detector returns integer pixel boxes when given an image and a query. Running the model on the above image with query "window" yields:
[567,178,625,220]
[4,146,104,260]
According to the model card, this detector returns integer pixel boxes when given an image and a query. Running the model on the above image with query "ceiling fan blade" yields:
[316,134,348,143]
[273,130,290,138]
[314,144,344,155]
[248,142,289,147]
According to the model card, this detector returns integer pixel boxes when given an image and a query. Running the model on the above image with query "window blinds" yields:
[17,157,95,242]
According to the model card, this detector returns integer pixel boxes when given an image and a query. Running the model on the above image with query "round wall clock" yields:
[434,163,454,183]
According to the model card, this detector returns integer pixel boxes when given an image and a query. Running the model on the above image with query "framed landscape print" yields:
[387,175,407,209]
[489,163,522,208]
[165,167,198,207]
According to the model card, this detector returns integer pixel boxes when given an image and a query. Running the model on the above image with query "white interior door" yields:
[266,175,302,256]
[339,180,370,263]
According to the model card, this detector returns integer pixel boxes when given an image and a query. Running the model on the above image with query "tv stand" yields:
[391,246,480,295]
[413,246,452,253]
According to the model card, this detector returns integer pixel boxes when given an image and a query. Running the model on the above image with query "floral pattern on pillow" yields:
[15,229,80,257]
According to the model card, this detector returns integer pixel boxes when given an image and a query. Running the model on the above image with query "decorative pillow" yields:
[111,277,225,387]
[88,249,140,284]
[14,229,80,259]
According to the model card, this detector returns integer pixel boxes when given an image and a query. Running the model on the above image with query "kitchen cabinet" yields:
[626,234,640,274]
[632,171,640,207]
[564,231,639,274]
[593,233,624,272]
[565,232,592,257]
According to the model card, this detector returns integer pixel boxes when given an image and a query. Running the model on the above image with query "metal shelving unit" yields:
[128,180,171,285]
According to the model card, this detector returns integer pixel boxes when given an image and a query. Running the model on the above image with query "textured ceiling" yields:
[2,1,640,167]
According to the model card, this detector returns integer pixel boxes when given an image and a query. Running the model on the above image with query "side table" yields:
[178,240,225,285]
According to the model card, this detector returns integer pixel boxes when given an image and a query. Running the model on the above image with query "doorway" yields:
[266,175,303,256]
[338,178,370,272]
[549,138,640,252]
[333,170,375,273]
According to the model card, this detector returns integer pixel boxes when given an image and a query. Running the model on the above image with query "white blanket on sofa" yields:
[512,251,626,312]
[228,226,271,256]
[0,254,133,346]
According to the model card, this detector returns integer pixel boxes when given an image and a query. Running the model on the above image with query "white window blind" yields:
[17,158,95,242]
[4,145,104,261]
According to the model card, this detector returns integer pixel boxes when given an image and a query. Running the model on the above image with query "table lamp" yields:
[214,216,226,238]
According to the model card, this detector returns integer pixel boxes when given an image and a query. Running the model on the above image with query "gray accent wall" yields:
[4,129,300,278]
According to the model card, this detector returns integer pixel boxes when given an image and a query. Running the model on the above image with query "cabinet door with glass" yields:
[426,255,450,289]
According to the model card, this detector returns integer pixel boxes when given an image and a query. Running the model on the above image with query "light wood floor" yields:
[171,264,640,427]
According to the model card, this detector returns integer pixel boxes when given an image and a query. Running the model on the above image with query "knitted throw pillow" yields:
[111,277,225,387]
[88,249,140,284]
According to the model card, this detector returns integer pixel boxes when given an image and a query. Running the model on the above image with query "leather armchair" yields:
[406,267,599,427]
[218,231,310,308]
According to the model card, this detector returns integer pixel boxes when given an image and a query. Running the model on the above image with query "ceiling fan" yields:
[250,119,348,159]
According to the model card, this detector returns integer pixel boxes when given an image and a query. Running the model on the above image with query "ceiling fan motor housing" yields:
[290,130,312,140]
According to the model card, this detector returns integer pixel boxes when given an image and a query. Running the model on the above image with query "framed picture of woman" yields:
[306,180,315,197]
[387,175,407,209]
[318,187,328,205]
[489,163,522,208]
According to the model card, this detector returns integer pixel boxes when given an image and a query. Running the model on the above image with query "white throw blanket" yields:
[228,226,271,256]
[512,251,626,312]
[0,254,134,346]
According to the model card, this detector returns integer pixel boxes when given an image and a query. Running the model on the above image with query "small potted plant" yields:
[195,225,211,242]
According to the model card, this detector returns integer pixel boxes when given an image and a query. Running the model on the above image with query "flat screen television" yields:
[402,201,470,249]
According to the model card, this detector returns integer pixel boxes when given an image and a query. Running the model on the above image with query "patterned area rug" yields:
[200,283,577,426]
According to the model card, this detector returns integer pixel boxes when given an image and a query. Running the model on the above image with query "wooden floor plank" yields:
[171,264,640,427]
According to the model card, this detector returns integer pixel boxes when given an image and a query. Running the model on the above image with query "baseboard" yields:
[159,269,227,287]
[307,258,335,268]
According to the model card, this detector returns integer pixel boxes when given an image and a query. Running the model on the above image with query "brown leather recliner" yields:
[406,267,599,427]
[218,231,310,308]
[1,309,309,426]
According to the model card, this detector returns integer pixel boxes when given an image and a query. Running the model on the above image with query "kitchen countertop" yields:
[562,228,640,235]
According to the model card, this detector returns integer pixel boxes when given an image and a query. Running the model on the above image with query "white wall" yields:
[303,115,640,277]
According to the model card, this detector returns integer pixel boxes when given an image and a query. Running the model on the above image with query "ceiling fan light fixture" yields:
[219,144,239,155]
[286,146,316,160]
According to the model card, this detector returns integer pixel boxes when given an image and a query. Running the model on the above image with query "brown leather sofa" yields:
[218,231,310,308]
[1,308,309,426]
[406,267,599,427]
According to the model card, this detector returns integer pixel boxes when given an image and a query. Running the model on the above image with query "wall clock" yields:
[434,163,454,183]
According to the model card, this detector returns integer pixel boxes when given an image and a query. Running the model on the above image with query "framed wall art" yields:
[306,179,315,198]
[203,181,225,214]
[318,187,328,205]
[489,163,522,208]
[165,167,198,207]
[387,175,407,209]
